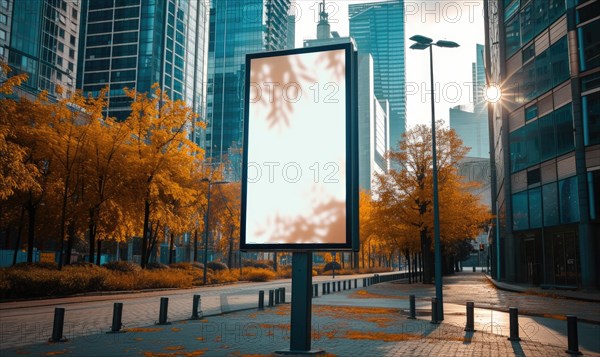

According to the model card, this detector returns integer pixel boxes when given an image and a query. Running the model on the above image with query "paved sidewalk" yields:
[2,280,599,357]
[0,273,389,349]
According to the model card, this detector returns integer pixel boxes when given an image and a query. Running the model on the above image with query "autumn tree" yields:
[124,84,202,268]
[374,122,492,283]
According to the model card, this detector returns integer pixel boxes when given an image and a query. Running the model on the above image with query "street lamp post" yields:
[201,179,230,285]
[409,35,459,322]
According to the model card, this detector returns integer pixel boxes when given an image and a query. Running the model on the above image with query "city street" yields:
[1,270,598,356]
[2,270,599,352]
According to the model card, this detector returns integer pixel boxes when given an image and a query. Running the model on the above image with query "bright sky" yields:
[292,0,486,128]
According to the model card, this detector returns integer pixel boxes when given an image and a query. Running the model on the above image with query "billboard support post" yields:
[276,252,322,355]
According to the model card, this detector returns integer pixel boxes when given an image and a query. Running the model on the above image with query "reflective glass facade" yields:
[349,0,405,150]
[77,0,208,145]
[486,0,600,288]
[205,0,292,167]
[2,0,80,97]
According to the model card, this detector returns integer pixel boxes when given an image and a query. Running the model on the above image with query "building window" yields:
[70,35,76,46]
[582,91,600,146]
[555,103,574,155]
[512,191,529,230]
[69,49,74,59]
[0,13,6,24]
[525,105,538,121]
[542,182,559,226]
[559,176,579,223]
[505,15,520,58]
[578,19,600,72]
[59,28,65,38]
[528,187,542,228]
[510,126,527,173]
[539,112,555,161]
[72,8,78,20]
[0,30,5,41]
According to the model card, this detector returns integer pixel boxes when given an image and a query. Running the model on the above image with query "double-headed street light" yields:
[201,178,230,285]
[410,34,459,322]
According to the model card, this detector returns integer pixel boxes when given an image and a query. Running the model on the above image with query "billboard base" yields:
[274,252,326,355]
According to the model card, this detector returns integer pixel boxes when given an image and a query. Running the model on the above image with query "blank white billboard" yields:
[241,43,357,250]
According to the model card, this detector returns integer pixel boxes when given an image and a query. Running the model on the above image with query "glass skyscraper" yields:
[1,0,80,98]
[485,0,599,289]
[349,0,405,150]
[205,0,293,171]
[76,0,208,146]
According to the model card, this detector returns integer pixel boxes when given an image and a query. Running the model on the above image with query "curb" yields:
[484,274,600,325]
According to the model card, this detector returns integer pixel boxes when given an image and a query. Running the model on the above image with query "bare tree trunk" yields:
[65,223,74,265]
[12,208,25,266]
[168,232,175,264]
[26,203,36,263]
[407,250,412,284]
[193,230,198,262]
[88,208,96,263]
[96,239,102,265]
[141,199,151,268]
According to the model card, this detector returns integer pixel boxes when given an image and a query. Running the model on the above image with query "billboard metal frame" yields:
[240,42,359,252]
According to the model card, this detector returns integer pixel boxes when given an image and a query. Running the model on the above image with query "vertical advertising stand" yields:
[241,43,358,354]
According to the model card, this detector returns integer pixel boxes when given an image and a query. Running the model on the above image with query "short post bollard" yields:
[314,284,318,297]
[566,315,582,355]
[280,287,286,303]
[343,280,347,290]
[408,295,416,319]
[275,288,280,304]
[158,297,170,325]
[50,307,67,342]
[258,291,265,310]
[465,302,474,332]
[508,307,520,341]
[354,279,357,289]
[473,266,476,272]
[363,278,367,287]
[110,303,124,332]
[268,290,274,307]
[322,282,327,295]
[337,281,341,291]
[191,295,201,319]
[327,282,331,294]
[333,281,336,292]
[431,297,439,324]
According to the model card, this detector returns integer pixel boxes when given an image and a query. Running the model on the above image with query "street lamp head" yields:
[409,34,433,45]
[435,40,460,48]
[410,43,430,50]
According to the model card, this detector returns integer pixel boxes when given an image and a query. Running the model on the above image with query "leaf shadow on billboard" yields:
[255,195,346,244]
[249,50,345,130]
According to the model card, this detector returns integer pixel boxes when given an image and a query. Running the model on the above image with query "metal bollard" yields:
[343,280,347,290]
[465,302,474,332]
[363,278,367,287]
[508,307,520,341]
[280,287,286,303]
[431,297,439,324]
[354,279,357,289]
[275,288,280,304]
[322,282,327,295]
[258,291,265,310]
[408,295,416,319]
[268,290,274,307]
[158,297,170,325]
[333,281,336,292]
[314,284,318,297]
[327,282,331,294]
[50,307,67,342]
[337,281,341,291]
[473,266,476,272]
[566,315,582,355]
[191,295,201,319]
[110,303,124,332]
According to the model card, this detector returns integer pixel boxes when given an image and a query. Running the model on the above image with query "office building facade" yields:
[1,0,80,98]
[76,0,208,147]
[349,0,405,150]
[205,0,292,168]
[485,0,599,288]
